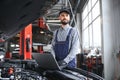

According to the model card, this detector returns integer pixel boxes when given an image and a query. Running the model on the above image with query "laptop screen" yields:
[32,53,61,70]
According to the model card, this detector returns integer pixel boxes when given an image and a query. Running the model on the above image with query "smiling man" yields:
[51,8,80,68]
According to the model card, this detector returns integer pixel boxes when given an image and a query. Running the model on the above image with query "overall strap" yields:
[66,28,73,40]
[55,30,59,42]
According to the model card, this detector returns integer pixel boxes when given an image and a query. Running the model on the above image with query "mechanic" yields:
[51,8,80,68]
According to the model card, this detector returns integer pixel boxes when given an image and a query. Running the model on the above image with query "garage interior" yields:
[0,0,120,80]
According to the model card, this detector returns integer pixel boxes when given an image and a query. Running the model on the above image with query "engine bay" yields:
[0,59,103,80]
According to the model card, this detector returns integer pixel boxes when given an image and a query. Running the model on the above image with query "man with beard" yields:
[51,8,80,68]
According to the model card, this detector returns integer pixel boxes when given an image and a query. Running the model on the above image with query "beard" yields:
[61,20,69,25]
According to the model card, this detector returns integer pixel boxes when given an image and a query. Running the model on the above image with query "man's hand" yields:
[58,60,67,69]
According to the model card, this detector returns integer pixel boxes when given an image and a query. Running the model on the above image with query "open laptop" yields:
[32,53,61,70]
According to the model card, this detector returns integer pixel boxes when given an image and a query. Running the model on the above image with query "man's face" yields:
[59,12,70,25]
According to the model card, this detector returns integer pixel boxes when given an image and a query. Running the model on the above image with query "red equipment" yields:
[19,24,32,60]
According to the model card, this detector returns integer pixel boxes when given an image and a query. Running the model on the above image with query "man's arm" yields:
[64,28,80,63]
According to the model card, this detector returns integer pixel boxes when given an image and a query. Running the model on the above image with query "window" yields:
[82,0,101,49]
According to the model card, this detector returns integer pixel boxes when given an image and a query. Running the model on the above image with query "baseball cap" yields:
[59,8,71,15]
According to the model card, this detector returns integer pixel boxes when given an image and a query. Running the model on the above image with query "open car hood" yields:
[0,0,58,42]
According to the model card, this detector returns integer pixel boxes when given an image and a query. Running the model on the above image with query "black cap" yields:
[59,8,71,15]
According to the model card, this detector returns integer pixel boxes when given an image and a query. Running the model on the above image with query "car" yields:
[0,0,58,42]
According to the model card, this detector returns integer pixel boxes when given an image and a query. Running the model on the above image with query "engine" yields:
[0,60,47,80]
[0,59,103,80]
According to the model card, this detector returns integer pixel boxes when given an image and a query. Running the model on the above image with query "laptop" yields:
[32,53,61,70]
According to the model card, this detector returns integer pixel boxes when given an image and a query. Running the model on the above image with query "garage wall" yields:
[101,0,120,79]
